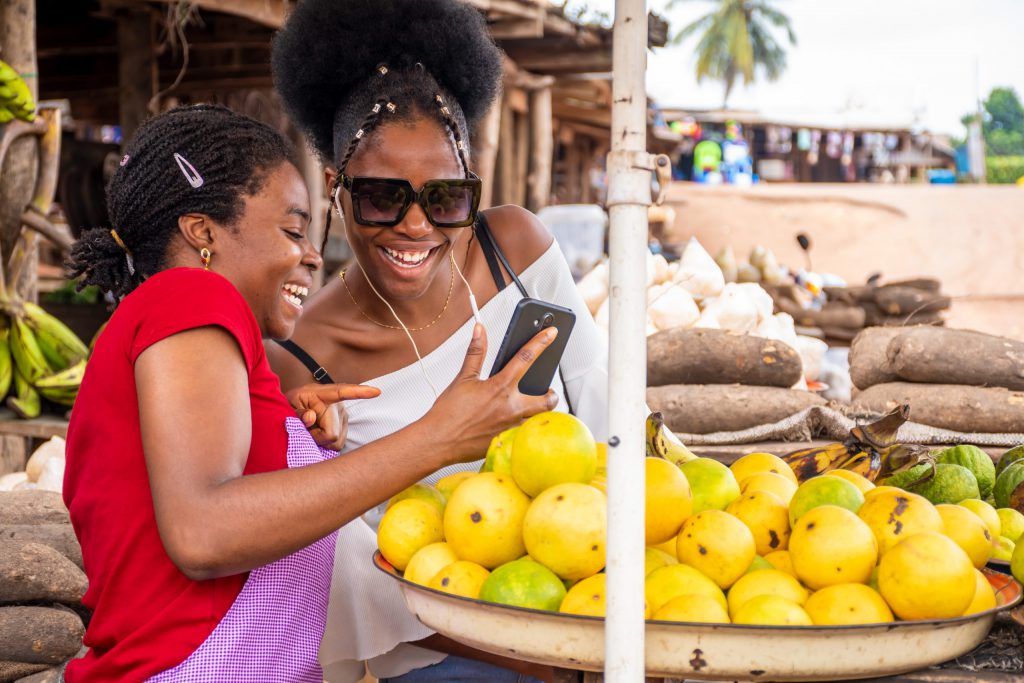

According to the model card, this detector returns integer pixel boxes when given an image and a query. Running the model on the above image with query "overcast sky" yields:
[565,0,1024,135]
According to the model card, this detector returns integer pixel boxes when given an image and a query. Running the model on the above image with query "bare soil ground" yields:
[662,183,1024,340]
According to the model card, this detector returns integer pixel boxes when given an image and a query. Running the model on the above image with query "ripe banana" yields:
[7,365,41,419]
[37,384,78,407]
[35,358,86,391]
[9,316,50,384]
[22,301,89,370]
[646,412,698,466]
[838,449,883,482]
[783,441,859,482]
[0,323,12,399]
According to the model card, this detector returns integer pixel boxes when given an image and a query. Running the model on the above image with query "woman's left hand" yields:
[286,383,381,451]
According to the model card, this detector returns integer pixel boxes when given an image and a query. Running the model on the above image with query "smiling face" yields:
[212,162,320,340]
[339,117,469,305]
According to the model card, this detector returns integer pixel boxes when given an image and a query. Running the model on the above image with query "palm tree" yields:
[670,0,796,106]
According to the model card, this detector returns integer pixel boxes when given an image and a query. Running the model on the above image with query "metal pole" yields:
[604,0,649,680]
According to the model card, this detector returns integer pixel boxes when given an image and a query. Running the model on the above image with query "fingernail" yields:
[544,328,557,341]
[472,323,482,340]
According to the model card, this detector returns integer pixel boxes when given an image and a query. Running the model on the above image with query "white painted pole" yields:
[604,0,649,681]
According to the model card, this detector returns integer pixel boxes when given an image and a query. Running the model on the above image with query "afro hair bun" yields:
[272,0,504,160]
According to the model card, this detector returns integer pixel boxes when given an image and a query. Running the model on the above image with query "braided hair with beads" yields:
[67,104,298,299]
[271,0,503,251]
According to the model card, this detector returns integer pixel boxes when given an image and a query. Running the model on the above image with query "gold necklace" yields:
[340,256,455,331]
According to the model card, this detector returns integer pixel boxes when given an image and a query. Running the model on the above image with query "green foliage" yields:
[985,156,1024,184]
[985,87,1024,135]
[42,281,102,306]
[670,0,796,105]
[973,87,1024,156]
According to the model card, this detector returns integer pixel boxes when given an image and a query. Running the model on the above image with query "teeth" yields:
[383,246,430,266]
[283,293,302,307]
[283,284,308,297]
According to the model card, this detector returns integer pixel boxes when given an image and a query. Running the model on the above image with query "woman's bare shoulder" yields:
[482,205,554,274]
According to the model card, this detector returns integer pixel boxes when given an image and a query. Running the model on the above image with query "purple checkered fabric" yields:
[147,418,338,682]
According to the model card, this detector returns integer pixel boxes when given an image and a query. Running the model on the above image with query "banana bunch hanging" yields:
[0,60,35,124]
[0,297,88,418]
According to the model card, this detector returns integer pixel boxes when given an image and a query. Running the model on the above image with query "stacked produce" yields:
[848,326,1024,433]
[770,277,950,344]
[0,296,88,419]
[577,237,831,423]
[376,409,1022,628]
[0,490,87,681]
[0,437,66,494]
[646,328,826,434]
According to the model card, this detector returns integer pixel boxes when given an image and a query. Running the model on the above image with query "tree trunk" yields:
[526,85,552,212]
[0,0,38,297]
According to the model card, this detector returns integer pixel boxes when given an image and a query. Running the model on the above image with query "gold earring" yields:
[200,247,211,270]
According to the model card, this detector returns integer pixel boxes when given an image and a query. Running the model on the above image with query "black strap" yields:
[477,213,528,297]
[275,339,335,385]
[476,215,509,293]
[476,212,575,416]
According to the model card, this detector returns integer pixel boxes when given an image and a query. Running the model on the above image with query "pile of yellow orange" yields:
[377,418,1012,625]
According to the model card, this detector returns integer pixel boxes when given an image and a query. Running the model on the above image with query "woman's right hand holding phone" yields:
[424,323,558,461]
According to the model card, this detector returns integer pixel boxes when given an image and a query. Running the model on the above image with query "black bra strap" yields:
[275,339,335,385]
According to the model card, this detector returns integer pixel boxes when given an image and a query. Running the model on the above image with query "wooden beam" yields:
[117,6,157,140]
[552,101,611,129]
[139,0,289,29]
[488,17,543,40]
[561,119,612,141]
[505,48,612,74]
[526,86,552,212]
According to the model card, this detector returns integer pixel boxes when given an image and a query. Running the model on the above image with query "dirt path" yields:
[663,183,1024,340]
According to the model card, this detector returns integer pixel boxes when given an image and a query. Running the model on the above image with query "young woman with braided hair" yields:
[62,104,558,682]
[268,1,610,681]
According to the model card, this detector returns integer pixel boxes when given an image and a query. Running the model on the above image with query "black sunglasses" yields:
[341,172,482,228]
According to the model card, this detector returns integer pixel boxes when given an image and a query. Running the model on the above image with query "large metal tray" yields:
[373,552,1022,681]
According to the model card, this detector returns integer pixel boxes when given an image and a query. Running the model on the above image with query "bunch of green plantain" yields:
[782,405,911,483]
[645,411,699,466]
[0,297,88,418]
[0,60,35,124]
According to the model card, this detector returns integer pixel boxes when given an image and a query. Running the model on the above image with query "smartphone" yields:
[489,298,576,396]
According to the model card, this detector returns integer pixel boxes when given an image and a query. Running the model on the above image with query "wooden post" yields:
[526,85,553,212]
[0,0,37,472]
[513,111,529,206]
[496,94,515,206]
[474,99,501,209]
[116,6,156,142]
[0,0,39,281]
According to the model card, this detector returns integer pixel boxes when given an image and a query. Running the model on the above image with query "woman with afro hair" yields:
[269,1,610,681]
